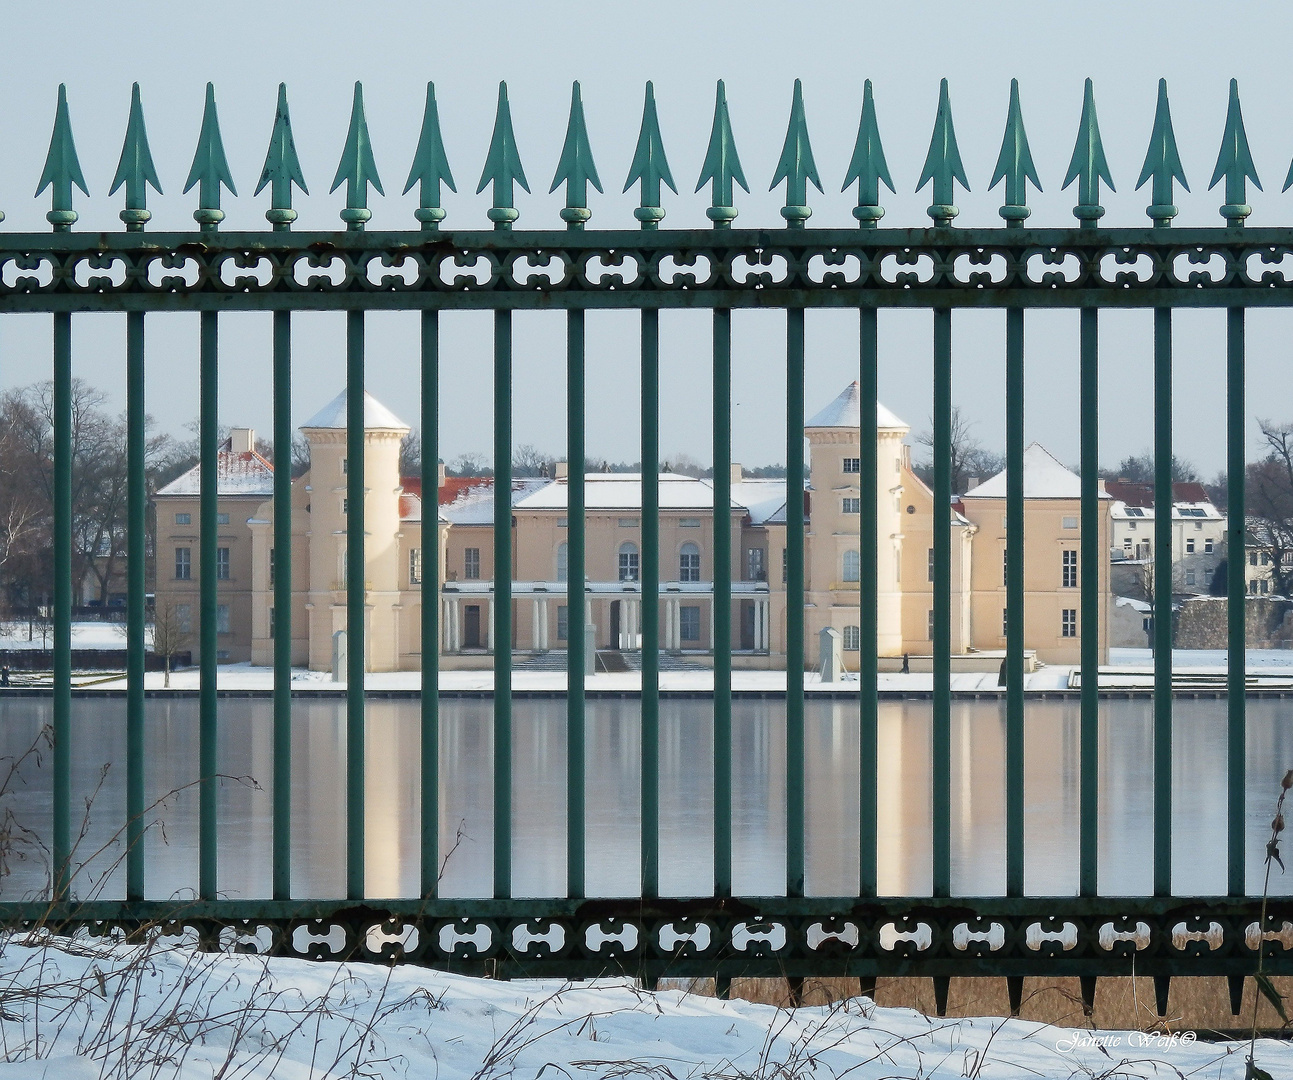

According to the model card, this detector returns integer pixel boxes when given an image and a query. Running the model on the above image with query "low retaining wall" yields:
[1173,597,1293,649]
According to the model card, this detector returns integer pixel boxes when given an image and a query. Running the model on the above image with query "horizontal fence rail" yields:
[2,75,1291,1018]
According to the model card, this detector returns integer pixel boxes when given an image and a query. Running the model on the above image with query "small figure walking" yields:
[900,653,910,674]
[1,666,10,688]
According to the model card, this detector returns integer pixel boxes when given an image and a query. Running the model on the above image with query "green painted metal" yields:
[640,308,660,899]
[917,80,969,226]
[125,311,146,900]
[771,80,821,226]
[713,308,733,898]
[1153,304,1173,897]
[843,80,894,226]
[551,82,602,227]
[858,307,879,897]
[405,82,456,230]
[199,310,219,899]
[1079,306,1100,897]
[1136,79,1188,226]
[331,83,383,230]
[990,79,1040,222]
[1063,79,1114,224]
[52,312,72,898]
[785,307,805,897]
[272,309,292,900]
[932,308,952,897]
[1005,306,1024,896]
[478,83,529,229]
[1209,79,1260,225]
[566,308,586,899]
[256,83,308,229]
[696,82,748,227]
[421,309,440,898]
[1227,305,1246,897]
[184,84,236,229]
[624,82,676,226]
[346,311,366,900]
[494,309,514,899]
[37,85,87,230]
[110,84,162,231]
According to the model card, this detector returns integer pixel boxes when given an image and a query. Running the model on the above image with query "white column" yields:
[488,598,495,651]
[671,600,680,651]
[628,599,638,651]
[710,594,716,651]
[540,597,549,651]
[532,598,542,650]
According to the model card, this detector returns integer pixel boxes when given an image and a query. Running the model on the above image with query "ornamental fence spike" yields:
[330,82,383,230]
[989,79,1041,224]
[110,83,162,230]
[477,81,529,229]
[404,82,456,229]
[916,78,969,226]
[183,83,236,230]
[770,79,821,226]
[1062,78,1114,226]
[550,81,603,227]
[623,81,676,228]
[256,83,308,229]
[843,79,894,227]
[1209,78,1260,225]
[695,80,748,227]
[37,84,88,230]
[1136,78,1188,226]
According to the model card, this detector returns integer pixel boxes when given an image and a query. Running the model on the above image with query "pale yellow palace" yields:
[153,383,1111,672]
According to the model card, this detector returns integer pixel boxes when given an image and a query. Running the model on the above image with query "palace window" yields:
[746,547,765,581]
[177,604,191,634]
[843,625,860,651]
[842,549,860,582]
[464,548,480,580]
[410,548,422,585]
[1002,548,1008,587]
[679,605,700,642]
[216,547,230,581]
[174,513,191,525]
[557,605,569,641]
[679,517,700,528]
[1062,516,1078,530]
[843,457,860,473]
[217,512,230,525]
[269,548,275,586]
[618,542,639,582]
[680,542,700,582]
[618,517,639,528]
[1061,608,1077,637]
[842,497,861,515]
[175,547,191,580]
[217,604,230,635]
[1002,607,1008,637]
[556,542,568,582]
[268,607,275,640]
[927,608,935,641]
[927,547,934,582]
[1062,549,1077,588]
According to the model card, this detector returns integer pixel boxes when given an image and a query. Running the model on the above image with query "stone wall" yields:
[1173,596,1293,650]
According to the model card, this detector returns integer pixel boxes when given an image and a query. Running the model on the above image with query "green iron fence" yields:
[3,74,1292,1017]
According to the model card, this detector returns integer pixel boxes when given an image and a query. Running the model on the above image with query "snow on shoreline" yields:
[0,935,1283,1079]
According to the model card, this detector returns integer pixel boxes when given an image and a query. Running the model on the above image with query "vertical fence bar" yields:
[859,308,879,897]
[1227,306,1246,896]
[272,310,293,900]
[566,309,586,899]
[1153,306,1172,897]
[421,310,440,899]
[640,308,659,899]
[494,309,513,900]
[52,312,72,899]
[126,312,146,900]
[1005,307,1025,896]
[932,309,952,898]
[199,310,218,900]
[346,310,366,901]
[786,308,805,899]
[1079,307,1100,897]
[713,308,732,899]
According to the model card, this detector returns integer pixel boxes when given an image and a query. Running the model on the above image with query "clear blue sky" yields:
[1,1,1290,477]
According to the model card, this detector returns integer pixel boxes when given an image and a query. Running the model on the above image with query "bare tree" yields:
[399,430,421,476]
[512,443,554,478]
[1104,449,1200,484]
[1249,420,1293,597]
[150,599,192,688]
[913,407,1006,494]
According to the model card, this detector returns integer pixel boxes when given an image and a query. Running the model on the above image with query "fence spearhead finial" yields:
[916,79,969,226]
[1210,79,1260,226]
[330,82,383,230]
[183,83,237,230]
[770,80,822,227]
[550,81,603,228]
[1062,79,1114,227]
[695,80,748,227]
[110,83,162,231]
[256,83,308,230]
[843,80,894,228]
[624,82,676,228]
[403,82,456,230]
[37,84,88,231]
[477,82,529,229]
[1136,79,1188,226]
[990,79,1041,225]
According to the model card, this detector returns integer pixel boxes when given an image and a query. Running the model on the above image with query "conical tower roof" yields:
[301,388,409,432]
[806,381,906,431]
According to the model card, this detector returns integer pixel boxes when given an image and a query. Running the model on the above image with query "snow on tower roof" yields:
[300,389,410,432]
[961,443,1094,500]
[805,381,906,431]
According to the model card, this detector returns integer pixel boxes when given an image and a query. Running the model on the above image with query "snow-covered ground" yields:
[0,934,1282,1079]
[0,621,146,652]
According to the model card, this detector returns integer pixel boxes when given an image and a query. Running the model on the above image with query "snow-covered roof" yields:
[441,478,550,525]
[155,448,275,498]
[300,389,409,432]
[961,443,1094,501]
[515,473,735,513]
[805,381,906,431]
[1116,596,1152,612]
[731,479,788,525]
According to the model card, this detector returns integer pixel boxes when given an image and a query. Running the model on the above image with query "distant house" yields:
[1105,480,1226,598]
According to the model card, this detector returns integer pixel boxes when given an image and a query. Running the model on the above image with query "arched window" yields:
[679,542,700,582]
[842,549,861,582]
[843,625,861,651]
[556,542,568,582]
[618,542,639,582]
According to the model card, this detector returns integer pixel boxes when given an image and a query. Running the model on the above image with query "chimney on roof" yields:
[555,462,568,480]
[229,428,254,454]
[438,462,447,488]
[1098,478,1107,495]
[731,463,743,485]
[966,476,979,492]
